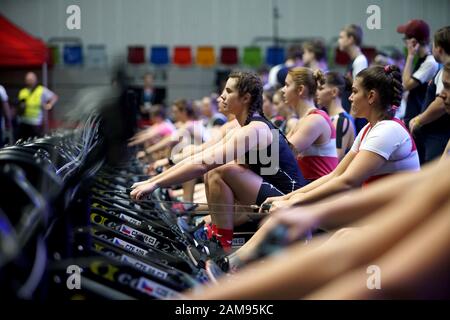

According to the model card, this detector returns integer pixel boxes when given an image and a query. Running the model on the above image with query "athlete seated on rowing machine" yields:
[146,93,240,207]
[128,105,176,149]
[130,99,206,203]
[130,70,308,252]
[134,99,205,162]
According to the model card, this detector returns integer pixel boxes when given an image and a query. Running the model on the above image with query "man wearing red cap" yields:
[397,19,438,163]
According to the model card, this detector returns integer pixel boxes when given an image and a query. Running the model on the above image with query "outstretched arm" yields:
[240,163,421,260]
[287,150,385,206]
[441,139,450,161]
[142,132,179,155]
[128,125,163,146]
[130,122,271,200]
[305,198,450,299]
[261,151,355,207]
[271,168,419,236]
[171,120,239,164]
[143,121,205,155]
[144,126,238,182]
[240,158,445,263]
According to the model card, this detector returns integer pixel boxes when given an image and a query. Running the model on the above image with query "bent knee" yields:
[214,163,246,178]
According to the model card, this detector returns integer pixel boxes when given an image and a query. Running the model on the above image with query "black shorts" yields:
[255,181,285,206]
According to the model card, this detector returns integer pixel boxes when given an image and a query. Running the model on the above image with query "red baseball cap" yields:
[397,19,430,42]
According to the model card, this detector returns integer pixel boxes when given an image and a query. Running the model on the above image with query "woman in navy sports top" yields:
[130,71,306,251]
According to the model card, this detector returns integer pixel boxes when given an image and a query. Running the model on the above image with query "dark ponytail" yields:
[323,71,352,98]
[356,65,403,119]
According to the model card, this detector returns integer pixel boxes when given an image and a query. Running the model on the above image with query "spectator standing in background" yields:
[338,24,369,133]
[17,72,58,140]
[397,19,438,164]
[408,26,450,163]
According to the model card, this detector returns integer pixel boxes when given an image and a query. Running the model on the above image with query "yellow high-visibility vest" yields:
[18,85,44,121]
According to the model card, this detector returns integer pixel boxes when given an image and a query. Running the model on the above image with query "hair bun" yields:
[313,69,325,85]
[384,64,401,76]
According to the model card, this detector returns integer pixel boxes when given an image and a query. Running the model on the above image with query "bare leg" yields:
[193,183,207,203]
[233,208,255,226]
[203,170,213,211]
[207,163,262,229]
[182,179,196,202]
[203,173,209,199]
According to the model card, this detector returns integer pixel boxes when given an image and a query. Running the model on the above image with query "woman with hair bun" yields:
[283,67,339,181]
[263,65,420,210]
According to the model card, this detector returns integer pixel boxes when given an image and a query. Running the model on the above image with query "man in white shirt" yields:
[338,24,369,133]
[338,24,368,80]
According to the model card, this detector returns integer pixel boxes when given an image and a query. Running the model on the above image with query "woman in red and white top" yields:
[263,64,420,210]
[283,67,338,181]
[351,111,419,186]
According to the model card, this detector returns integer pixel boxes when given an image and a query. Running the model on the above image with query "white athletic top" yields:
[351,119,420,182]
[412,54,438,85]
[352,54,368,79]
[434,68,443,95]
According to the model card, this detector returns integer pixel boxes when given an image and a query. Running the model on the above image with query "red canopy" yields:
[0,14,48,67]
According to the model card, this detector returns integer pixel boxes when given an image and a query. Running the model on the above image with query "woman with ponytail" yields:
[316,71,356,160]
[263,65,420,211]
[130,70,307,251]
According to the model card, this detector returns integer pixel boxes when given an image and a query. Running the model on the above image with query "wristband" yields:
[415,116,422,128]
